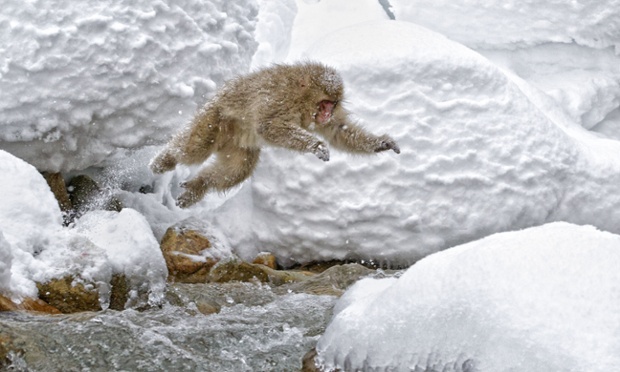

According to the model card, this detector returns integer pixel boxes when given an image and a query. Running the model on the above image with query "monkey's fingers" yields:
[312,142,330,161]
[375,137,400,154]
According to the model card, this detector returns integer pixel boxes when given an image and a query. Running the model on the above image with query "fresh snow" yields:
[316,223,620,371]
[0,0,258,172]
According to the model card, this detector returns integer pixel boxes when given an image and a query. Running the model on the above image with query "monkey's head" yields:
[300,63,345,125]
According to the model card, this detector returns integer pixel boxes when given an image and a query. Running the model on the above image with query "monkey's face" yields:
[315,100,337,124]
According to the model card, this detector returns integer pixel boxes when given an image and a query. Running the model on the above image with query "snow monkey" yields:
[150,62,401,208]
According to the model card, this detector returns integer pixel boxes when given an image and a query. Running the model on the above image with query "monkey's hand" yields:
[375,135,400,154]
[311,142,330,161]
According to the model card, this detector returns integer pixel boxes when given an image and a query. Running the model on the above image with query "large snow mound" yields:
[388,0,620,139]
[391,0,620,50]
[0,0,258,172]
[316,222,620,371]
[241,20,620,266]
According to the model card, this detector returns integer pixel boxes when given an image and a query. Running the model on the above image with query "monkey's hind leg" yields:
[150,107,221,174]
[176,146,261,208]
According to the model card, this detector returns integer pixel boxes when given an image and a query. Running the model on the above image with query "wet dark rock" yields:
[0,333,22,370]
[301,348,322,372]
[67,174,123,219]
[41,172,72,212]
[108,274,130,311]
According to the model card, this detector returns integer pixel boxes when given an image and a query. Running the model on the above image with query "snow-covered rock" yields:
[0,149,166,305]
[73,209,167,306]
[236,20,620,266]
[316,222,620,371]
[0,0,259,172]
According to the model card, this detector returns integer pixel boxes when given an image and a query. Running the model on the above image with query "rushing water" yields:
[0,282,338,372]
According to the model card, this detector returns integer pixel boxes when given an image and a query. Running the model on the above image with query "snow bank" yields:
[237,20,620,266]
[391,0,620,50]
[0,0,258,172]
[390,0,620,139]
[0,149,165,305]
[316,222,620,371]
[286,0,389,60]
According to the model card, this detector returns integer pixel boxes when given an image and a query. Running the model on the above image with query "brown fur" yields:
[150,62,400,208]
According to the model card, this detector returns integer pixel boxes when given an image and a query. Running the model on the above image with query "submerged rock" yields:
[285,263,377,296]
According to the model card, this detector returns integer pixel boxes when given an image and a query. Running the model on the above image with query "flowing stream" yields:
[1,282,338,371]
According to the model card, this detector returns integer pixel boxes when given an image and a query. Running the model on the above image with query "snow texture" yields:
[251,0,297,68]
[316,222,620,371]
[391,0,620,51]
[0,0,258,172]
[390,0,620,139]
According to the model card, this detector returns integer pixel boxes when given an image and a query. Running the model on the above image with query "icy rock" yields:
[316,222,620,371]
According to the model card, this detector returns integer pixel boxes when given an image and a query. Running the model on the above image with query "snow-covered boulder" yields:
[315,222,620,371]
[238,20,620,266]
[0,149,165,306]
[73,209,167,307]
[0,0,258,172]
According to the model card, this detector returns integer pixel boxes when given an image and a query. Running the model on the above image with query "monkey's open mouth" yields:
[317,100,335,123]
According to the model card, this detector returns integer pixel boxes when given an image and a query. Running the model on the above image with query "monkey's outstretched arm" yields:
[258,120,331,161]
[316,114,400,154]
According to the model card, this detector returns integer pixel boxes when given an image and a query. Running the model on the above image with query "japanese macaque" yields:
[150,62,400,208]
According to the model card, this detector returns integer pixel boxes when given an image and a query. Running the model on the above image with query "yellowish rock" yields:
[252,252,278,269]
[36,276,101,313]
[160,225,218,283]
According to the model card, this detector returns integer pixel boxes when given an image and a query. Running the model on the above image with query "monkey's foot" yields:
[375,136,400,154]
[176,178,208,208]
[150,151,178,174]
